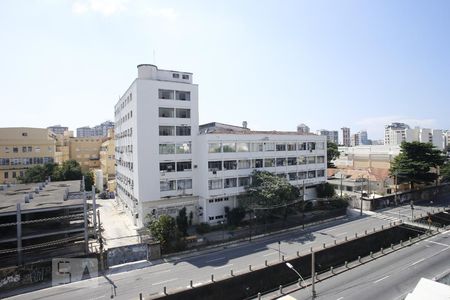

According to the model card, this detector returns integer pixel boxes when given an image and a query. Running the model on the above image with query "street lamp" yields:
[219,221,225,241]
[285,262,306,286]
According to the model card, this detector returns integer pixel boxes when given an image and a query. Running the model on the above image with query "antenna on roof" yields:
[153,49,156,65]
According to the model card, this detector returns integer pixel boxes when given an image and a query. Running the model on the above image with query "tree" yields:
[441,162,450,183]
[57,160,82,180]
[83,171,95,192]
[390,141,446,189]
[226,207,246,226]
[147,215,181,252]
[19,163,57,183]
[176,207,189,236]
[327,142,340,168]
[239,170,300,219]
[316,182,335,198]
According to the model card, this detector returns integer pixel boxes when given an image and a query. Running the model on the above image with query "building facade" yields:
[115,65,327,227]
[47,125,68,135]
[384,122,410,146]
[0,128,56,183]
[341,127,351,147]
[76,121,114,138]
[69,137,107,172]
[316,129,339,144]
[100,130,115,186]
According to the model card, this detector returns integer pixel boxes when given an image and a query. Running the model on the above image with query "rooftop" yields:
[199,122,317,136]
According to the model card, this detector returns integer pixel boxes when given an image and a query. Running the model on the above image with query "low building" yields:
[100,129,115,185]
[334,145,401,170]
[0,180,93,267]
[69,137,108,172]
[0,128,56,184]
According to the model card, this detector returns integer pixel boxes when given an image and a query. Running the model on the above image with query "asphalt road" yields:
[282,228,450,300]
[4,200,450,300]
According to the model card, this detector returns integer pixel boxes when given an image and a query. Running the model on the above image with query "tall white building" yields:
[115,65,327,227]
[384,123,410,146]
[341,127,351,146]
[405,127,445,150]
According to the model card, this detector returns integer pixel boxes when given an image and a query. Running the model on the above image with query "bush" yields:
[195,222,211,234]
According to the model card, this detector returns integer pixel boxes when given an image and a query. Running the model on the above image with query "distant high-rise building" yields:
[359,130,369,145]
[297,123,310,134]
[47,125,68,135]
[384,123,410,145]
[351,133,360,146]
[316,129,339,144]
[341,127,351,147]
[76,121,114,138]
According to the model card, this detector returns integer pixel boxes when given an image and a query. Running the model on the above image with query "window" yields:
[287,143,296,151]
[316,142,325,150]
[264,142,275,151]
[176,142,191,154]
[276,158,286,166]
[209,216,214,221]
[224,178,237,188]
[238,160,251,169]
[159,126,174,136]
[317,170,325,177]
[159,89,174,100]
[176,126,191,136]
[222,142,236,152]
[28,146,32,152]
[236,142,250,152]
[13,147,18,153]
[307,156,316,164]
[308,171,316,178]
[238,177,250,187]
[12,171,16,178]
[159,107,174,118]
[208,143,221,153]
[276,144,286,151]
[277,173,286,179]
[182,74,189,80]
[298,171,307,179]
[223,160,237,170]
[22,132,28,136]
[264,158,275,167]
[308,142,316,151]
[160,180,176,191]
[298,143,307,150]
[177,179,192,190]
[159,144,175,155]
[208,179,223,190]
[176,161,192,172]
[4,172,8,179]
[172,73,180,78]
[208,161,222,171]
[297,156,306,165]
[175,91,190,101]
[22,146,27,152]
[252,143,263,152]
[287,157,297,166]
[160,162,175,172]
[288,172,297,181]
[4,147,9,153]
[176,108,190,118]
[253,159,263,168]
[316,156,325,163]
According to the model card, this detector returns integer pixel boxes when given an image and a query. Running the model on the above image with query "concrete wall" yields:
[0,261,52,292]
[106,243,148,267]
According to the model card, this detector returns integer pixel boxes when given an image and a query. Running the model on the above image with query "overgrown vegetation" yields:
[327,142,340,168]
[147,214,186,252]
[316,182,336,198]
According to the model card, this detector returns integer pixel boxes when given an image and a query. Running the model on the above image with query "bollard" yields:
[279,285,283,294]
[297,251,300,257]
[381,247,384,254]
[365,230,367,235]
[390,222,392,227]
[409,237,412,244]
[190,280,193,288]
[373,228,376,233]
[323,243,326,249]
[330,266,334,274]
[211,274,214,282]
[345,261,348,268]
[391,243,394,250]
[258,292,261,300]
[400,240,403,246]
[231,269,234,276]
[358,256,361,263]
[282,255,285,262]
[382,225,384,230]
[139,293,143,300]
[265,260,268,267]
[163,286,167,295]
[310,247,313,253]
[249,264,252,271]
[334,240,337,245]
[345,236,348,241]
[298,278,302,287]
[370,251,373,258]
[355,233,358,238]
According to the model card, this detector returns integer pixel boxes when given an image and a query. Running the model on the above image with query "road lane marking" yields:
[263,252,277,257]
[374,275,390,283]
[335,232,347,236]
[152,278,178,286]
[91,296,106,300]
[410,258,425,266]
[205,257,226,263]
[214,264,233,270]
[426,240,449,247]
[337,297,344,300]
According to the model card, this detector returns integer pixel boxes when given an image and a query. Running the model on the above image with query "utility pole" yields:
[339,173,343,198]
[360,176,364,216]
[394,171,398,206]
[97,210,104,271]
[311,251,316,298]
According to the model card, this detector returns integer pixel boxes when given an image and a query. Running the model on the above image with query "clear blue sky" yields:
[1,0,450,140]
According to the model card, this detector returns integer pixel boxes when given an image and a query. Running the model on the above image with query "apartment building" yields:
[115,64,327,227]
[76,121,114,138]
[384,122,410,145]
[341,127,351,147]
[0,128,55,183]
[100,129,115,183]
[316,129,338,144]
[69,137,108,172]
[405,127,445,150]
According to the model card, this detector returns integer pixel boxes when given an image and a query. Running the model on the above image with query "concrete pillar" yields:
[83,192,89,254]
[16,203,23,265]
[92,187,97,236]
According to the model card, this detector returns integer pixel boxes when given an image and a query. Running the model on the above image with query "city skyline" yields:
[1,0,450,139]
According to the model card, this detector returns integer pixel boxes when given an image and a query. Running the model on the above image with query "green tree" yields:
[19,163,57,183]
[176,207,189,236]
[239,170,300,219]
[56,160,82,180]
[226,206,246,226]
[390,141,446,189]
[441,162,450,182]
[316,182,336,198]
[327,142,340,168]
[148,215,178,252]
[83,171,95,192]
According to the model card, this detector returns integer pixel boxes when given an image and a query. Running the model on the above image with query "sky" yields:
[1,0,450,140]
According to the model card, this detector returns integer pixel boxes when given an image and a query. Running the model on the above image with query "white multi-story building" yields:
[341,127,351,146]
[405,127,445,150]
[115,65,327,227]
[384,123,410,146]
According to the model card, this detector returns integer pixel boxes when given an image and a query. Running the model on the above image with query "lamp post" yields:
[285,262,307,290]
[219,221,225,241]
